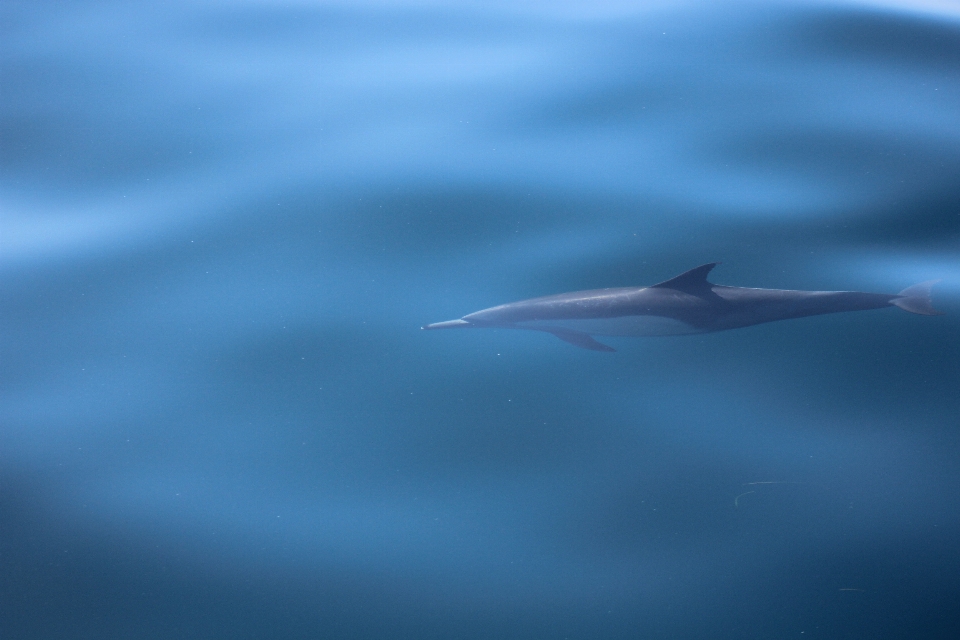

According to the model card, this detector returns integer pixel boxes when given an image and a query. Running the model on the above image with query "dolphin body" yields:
[423,263,941,352]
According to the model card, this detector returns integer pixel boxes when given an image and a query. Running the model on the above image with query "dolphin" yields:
[422,263,941,352]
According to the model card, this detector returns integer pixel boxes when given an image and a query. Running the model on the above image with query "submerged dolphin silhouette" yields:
[423,263,941,352]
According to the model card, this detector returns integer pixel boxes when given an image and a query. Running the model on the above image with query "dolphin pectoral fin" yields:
[548,330,616,352]
[893,280,943,316]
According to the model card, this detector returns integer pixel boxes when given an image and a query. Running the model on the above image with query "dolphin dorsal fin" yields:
[650,263,719,293]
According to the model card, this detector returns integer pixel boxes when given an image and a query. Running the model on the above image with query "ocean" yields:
[2,1,959,637]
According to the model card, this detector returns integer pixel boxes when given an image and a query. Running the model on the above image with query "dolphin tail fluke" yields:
[892,280,943,316]
[548,330,615,352]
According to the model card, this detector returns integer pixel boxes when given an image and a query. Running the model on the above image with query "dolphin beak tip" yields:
[423,319,469,330]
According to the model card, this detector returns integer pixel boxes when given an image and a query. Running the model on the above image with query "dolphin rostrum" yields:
[423,263,941,352]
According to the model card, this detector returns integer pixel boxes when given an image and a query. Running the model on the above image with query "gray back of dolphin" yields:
[423,263,942,352]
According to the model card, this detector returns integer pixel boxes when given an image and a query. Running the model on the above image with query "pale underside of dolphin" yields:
[423,263,942,352]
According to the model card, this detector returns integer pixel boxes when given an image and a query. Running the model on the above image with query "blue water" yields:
[3,1,960,638]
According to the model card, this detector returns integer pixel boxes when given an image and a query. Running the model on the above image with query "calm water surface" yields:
[3,1,960,638]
